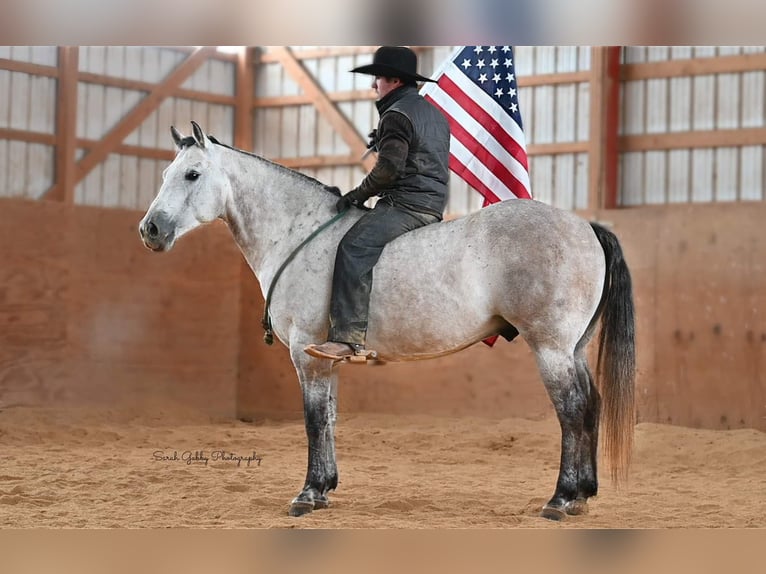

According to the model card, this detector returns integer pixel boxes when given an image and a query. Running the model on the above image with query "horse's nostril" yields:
[147,221,159,239]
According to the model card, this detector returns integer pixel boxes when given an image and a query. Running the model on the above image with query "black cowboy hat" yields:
[350,46,436,83]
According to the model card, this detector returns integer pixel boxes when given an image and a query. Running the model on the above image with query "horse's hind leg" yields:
[288,353,340,517]
[533,345,588,521]
[566,353,601,516]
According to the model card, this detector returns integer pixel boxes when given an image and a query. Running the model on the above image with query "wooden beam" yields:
[588,46,621,211]
[269,46,375,172]
[622,52,766,81]
[258,46,380,63]
[272,154,361,169]
[77,71,236,106]
[0,59,235,106]
[259,46,432,63]
[0,127,56,145]
[527,141,589,156]
[77,139,175,161]
[0,124,587,167]
[620,127,766,151]
[272,142,591,169]
[0,128,175,161]
[43,46,216,200]
[252,73,589,110]
[517,70,591,87]
[15,124,764,172]
[0,58,58,77]
[254,89,377,108]
[171,46,238,62]
[234,47,255,150]
[50,47,79,203]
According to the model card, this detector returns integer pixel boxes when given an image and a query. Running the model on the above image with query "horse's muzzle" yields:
[138,216,173,252]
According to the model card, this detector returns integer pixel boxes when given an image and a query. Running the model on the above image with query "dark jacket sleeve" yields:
[347,112,412,203]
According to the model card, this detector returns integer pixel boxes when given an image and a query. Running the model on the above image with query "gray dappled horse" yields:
[139,122,636,521]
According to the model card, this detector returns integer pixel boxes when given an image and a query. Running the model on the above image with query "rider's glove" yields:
[366,129,378,150]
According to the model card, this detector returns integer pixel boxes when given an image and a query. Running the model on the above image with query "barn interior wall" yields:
[0,197,242,418]
[2,196,765,431]
[2,44,766,432]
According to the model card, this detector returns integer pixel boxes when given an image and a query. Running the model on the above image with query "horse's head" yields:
[139,121,231,252]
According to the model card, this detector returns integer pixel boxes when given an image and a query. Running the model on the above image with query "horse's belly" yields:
[365,281,499,357]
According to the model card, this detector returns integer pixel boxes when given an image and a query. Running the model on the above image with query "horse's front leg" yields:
[288,350,340,517]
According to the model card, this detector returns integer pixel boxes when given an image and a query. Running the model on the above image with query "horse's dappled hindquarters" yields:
[138,122,636,520]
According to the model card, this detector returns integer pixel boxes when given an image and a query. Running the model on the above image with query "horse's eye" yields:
[185,170,200,181]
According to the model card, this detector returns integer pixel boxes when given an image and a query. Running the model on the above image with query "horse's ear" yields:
[170,125,184,150]
[190,121,207,149]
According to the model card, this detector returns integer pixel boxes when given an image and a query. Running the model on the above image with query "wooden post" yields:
[234,47,255,150]
[51,46,79,203]
[588,46,622,211]
[235,46,258,419]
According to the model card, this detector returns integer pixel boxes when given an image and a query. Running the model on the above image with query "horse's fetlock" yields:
[579,479,598,499]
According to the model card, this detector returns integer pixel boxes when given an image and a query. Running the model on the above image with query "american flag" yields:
[421,46,532,347]
[420,46,532,206]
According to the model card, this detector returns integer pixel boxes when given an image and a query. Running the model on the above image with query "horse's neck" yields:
[221,150,335,289]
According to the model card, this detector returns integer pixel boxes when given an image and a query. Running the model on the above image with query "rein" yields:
[261,207,350,345]
[203,135,350,346]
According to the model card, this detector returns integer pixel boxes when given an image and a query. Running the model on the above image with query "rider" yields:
[304,46,451,361]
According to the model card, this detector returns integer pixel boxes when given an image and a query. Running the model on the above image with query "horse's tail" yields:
[590,222,636,485]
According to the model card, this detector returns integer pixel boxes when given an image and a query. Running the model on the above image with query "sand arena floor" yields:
[0,405,763,528]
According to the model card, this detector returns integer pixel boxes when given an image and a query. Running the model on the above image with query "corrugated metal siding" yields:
[514,46,590,212]
[620,46,766,205]
[0,46,57,201]
[2,46,764,212]
[0,47,235,209]
[0,46,57,65]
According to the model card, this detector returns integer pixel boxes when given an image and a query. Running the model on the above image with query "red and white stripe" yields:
[421,51,532,203]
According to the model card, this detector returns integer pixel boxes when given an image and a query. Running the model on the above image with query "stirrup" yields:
[343,345,378,363]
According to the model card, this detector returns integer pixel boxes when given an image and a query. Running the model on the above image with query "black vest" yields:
[377,86,450,218]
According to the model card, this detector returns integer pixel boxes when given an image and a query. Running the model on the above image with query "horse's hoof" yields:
[313,496,330,510]
[565,498,589,516]
[540,504,567,521]
[288,499,314,517]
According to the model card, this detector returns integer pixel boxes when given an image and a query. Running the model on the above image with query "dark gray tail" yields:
[590,222,636,484]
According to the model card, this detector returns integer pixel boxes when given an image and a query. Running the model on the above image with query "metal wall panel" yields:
[740,146,763,201]
[523,46,590,210]
[5,46,57,65]
[3,46,764,212]
[0,48,56,200]
[691,149,714,202]
[621,46,766,205]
